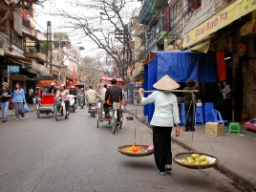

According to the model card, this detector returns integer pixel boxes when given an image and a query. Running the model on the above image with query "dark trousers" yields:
[185,103,195,131]
[152,126,173,172]
[103,103,120,122]
[64,100,70,111]
[221,99,231,120]
[103,103,111,116]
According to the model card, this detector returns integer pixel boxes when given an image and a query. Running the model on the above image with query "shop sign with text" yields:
[183,0,256,47]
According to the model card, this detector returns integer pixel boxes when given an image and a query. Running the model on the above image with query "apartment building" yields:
[0,1,51,93]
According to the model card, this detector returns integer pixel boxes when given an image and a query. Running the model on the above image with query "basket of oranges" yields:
[118,144,153,157]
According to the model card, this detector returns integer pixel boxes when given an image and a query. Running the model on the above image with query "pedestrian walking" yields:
[218,81,231,120]
[138,75,181,176]
[0,82,12,122]
[183,79,197,132]
[27,87,34,104]
[13,82,26,121]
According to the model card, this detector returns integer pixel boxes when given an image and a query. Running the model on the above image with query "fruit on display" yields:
[127,145,141,153]
[180,154,210,165]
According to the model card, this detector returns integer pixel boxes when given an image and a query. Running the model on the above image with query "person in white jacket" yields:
[139,75,181,176]
[85,85,97,113]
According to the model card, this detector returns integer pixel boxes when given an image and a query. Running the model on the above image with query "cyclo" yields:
[96,77,125,134]
[36,80,60,118]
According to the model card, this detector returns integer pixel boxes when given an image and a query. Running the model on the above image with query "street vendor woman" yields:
[138,75,181,176]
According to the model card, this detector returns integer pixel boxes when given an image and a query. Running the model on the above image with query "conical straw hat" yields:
[153,75,180,91]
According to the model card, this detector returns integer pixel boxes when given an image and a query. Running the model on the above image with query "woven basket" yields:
[118,144,153,157]
[173,152,219,169]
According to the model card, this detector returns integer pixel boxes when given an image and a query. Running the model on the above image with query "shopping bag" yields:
[124,99,127,107]
[22,104,30,113]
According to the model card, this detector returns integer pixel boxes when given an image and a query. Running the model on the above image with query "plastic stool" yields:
[228,122,241,133]
[204,102,214,122]
[195,104,204,125]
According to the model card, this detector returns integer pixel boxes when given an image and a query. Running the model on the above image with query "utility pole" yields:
[46,21,51,69]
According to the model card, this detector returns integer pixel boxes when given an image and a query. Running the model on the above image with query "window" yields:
[163,5,171,31]
[188,0,201,12]
[22,19,31,29]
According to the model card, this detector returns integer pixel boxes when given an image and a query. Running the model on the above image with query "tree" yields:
[54,32,69,41]
[0,0,47,26]
[95,52,114,77]
[79,56,102,87]
[50,0,140,79]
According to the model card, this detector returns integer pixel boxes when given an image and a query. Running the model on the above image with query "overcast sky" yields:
[34,0,141,58]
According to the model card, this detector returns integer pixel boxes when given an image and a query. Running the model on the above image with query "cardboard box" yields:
[205,122,224,136]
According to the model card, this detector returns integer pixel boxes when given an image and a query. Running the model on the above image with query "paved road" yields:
[0,107,240,192]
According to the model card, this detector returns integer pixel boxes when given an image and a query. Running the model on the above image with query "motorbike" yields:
[79,96,85,108]
[89,103,97,117]
[68,95,77,112]
[53,97,70,121]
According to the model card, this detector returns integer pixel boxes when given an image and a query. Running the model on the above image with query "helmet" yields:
[60,84,65,87]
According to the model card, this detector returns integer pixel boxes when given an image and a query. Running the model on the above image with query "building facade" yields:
[134,0,256,121]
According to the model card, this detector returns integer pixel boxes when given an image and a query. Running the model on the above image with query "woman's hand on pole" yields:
[175,125,180,137]
[138,88,144,99]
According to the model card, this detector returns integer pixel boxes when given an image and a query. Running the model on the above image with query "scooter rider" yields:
[85,85,97,113]
[55,84,70,113]
[103,78,122,119]
[69,85,77,104]
[69,86,77,95]
[47,83,57,94]
[78,88,86,106]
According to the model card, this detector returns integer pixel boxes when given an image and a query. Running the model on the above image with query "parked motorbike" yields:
[53,97,70,121]
[89,103,97,117]
[68,95,77,112]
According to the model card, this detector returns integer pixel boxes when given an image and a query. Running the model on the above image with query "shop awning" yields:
[5,52,32,64]
[183,0,256,48]
[189,40,211,53]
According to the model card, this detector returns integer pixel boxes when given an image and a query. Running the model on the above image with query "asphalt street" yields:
[0,106,240,192]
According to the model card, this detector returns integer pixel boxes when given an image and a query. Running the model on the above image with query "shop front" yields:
[182,0,256,122]
[143,51,217,122]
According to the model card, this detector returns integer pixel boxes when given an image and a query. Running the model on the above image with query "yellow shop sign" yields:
[183,0,256,48]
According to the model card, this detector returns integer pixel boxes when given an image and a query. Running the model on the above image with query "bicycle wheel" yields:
[55,109,61,121]
[112,123,116,134]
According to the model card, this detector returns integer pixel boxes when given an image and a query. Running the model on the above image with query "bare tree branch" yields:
[50,0,137,78]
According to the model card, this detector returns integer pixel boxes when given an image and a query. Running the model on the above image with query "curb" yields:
[125,107,256,192]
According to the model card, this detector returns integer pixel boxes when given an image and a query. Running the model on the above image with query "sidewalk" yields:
[125,104,256,192]
[0,104,37,121]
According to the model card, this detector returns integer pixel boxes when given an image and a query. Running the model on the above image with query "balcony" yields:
[152,0,168,11]
[24,47,47,63]
[12,32,23,50]
[184,0,234,33]
[139,0,156,25]
[22,19,31,29]
[147,16,166,46]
